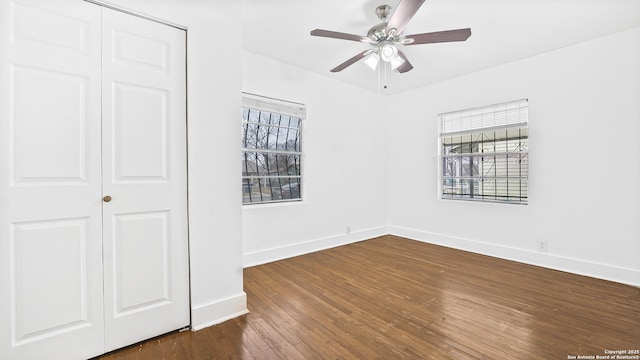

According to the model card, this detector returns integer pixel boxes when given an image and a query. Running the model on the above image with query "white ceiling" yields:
[242,0,640,94]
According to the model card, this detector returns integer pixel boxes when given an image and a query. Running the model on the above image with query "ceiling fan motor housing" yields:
[367,22,389,42]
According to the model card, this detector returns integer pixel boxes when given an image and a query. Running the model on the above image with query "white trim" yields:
[243,226,389,268]
[388,226,640,288]
[190,293,249,331]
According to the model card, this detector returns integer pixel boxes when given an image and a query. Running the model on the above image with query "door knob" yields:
[103,195,112,202]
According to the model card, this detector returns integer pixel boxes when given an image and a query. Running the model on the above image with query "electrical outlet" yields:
[537,240,548,252]
[346,226,351,235]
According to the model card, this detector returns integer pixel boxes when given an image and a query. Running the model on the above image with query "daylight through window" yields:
[242,94,304,204]
[440,99,528,204]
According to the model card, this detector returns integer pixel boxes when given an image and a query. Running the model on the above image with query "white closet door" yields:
[1,1,189,358]
[100,7,189,352]
[0,0,104,359]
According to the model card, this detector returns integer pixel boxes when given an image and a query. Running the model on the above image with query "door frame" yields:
[84,0,187,30]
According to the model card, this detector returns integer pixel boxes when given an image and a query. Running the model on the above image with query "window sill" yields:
[242,199,303,209]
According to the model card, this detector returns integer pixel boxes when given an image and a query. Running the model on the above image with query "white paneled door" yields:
[101,7,189,353]
[0,1,189,359]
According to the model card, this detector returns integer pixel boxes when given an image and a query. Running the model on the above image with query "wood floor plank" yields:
[94,235,640,359]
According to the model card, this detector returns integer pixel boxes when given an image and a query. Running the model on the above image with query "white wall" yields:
[242,52,389,266]
[387,27,640,286]
[98,0,247,329]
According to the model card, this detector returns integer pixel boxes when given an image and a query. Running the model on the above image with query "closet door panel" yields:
[112,82,169,181]
[101,7,189,352]
[0,1,104,359]
[10,66,89,183]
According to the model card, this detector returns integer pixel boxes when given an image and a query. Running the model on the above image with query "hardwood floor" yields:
[96,235,640,359]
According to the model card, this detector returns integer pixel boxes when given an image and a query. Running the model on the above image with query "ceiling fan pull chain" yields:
[377,61,381,100]
[384,62,388,90]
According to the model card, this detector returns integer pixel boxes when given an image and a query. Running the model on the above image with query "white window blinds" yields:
[440,98,528,136]
[242,93,306,119]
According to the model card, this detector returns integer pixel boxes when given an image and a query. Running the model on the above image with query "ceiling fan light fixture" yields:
[390,55,405,70]
[363,52,380,70]
[380,43,398,62]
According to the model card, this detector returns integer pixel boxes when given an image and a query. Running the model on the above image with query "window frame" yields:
[438,99,529,205]
[241,93,305,205]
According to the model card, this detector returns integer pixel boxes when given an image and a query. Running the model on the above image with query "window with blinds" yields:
[439,99,528,204]
[242,93,304,204]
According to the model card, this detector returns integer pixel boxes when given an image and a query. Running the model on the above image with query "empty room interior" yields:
[1,0,639,359]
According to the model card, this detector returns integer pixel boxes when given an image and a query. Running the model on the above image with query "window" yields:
[439,99,528,204]
[242,94,304,204]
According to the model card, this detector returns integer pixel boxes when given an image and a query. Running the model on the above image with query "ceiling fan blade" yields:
[405,28,472,45]
[330,50,372,72]
[310,29,368,42]
[396,50,414,73]
[386,0,426,35]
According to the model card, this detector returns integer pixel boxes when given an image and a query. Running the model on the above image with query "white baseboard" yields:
[243,226,389,268]
[389,226,640,288]
[190,292,249,331]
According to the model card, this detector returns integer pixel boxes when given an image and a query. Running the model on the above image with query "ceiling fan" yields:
[310,0,471,73]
